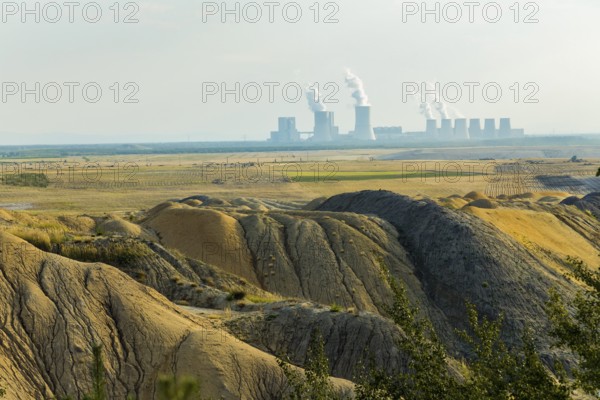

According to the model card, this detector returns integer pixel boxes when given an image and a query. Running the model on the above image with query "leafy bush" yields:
[157,375,202,400]
[547,257,600,395]
[278,330,346,400]
[355,258,571,400]
[330,304,342,313]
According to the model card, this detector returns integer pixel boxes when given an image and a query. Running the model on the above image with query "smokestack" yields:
[499,118,512,137]
[484,119,496,138]
[353,106,376,141]
[426,119,437,137]
[454,119,469,139]
[278,117,296,133]
[313,111,334,142]
[440,119,453,138]
[469,119,482,138]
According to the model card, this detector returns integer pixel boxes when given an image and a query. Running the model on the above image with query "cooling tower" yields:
[499,118,512,137]
[426,119,438,137]
[454,119,469,139]
[313,111,334,142]
[469,119,482,138]
[353,106,376,141]
[278,117,296,133]
[440,119,453,138]
[484,119,496,138]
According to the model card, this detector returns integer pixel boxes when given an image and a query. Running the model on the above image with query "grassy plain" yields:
[0,148,596,214]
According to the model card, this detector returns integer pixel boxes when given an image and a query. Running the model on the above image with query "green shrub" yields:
[547,257,600,395]
[58,241,150,266]
[157,375,202,400]
[330,304,342,313]
[9,228,52,251]
[3,173,49,188]
[226,290,246,301]
[278,330,345,400]
[355,257,571,400]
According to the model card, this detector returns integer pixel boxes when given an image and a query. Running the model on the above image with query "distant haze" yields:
[0,0,598,144]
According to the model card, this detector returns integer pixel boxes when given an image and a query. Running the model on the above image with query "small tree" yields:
[157,375,201,400]
[86,344,107,400]
[460,304,570,400]
[547,257,600,395]
[356,268,461,400]
[60,344,107,400]
[278,329,341,400]
[356,258,571,400]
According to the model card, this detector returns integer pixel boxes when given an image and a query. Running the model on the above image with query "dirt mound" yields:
[438,197,469,209]
[96,214,144,237]
[560,192,600,219]
[226,302,408,380]
[317,190,580,359]
[537,196,561,204]
[57,215,97,234]
[0,209,14,222]
[183,199,203,207]
[464,191,488,201]
[0,232,352,399]
[561,196,581,206]
[303,197,328,211]
[143,205,257,285]
[464,199,498,209]
[509,192,535,200]
[465,206,600,271]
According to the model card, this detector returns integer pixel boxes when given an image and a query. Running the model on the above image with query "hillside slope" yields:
[0,232,351,399]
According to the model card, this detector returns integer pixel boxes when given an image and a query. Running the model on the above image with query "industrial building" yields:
[422,118,525,140]
[312,111,339,142]
[270,117,300,143]
[351,106,376,141]
[269,109,524,143]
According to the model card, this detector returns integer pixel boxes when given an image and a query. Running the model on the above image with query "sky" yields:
[0,0,598,144]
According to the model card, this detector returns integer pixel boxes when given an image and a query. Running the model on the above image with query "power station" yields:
[270,111,525,143]
[269,72,525,143]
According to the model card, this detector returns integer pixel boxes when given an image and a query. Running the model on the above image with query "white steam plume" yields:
[345,69,370,106]
[436,101,450,119]
[420,102,434,120]
[305,86,327,112]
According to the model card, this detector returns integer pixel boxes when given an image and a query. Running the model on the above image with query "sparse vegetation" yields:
[8,227,52,251]
[547,257,600,396]
[226,290,247,301]
[57,240,151,266]
[157,375,202,400]
[278,330,346,400]
[2,173,49,188]
[59,344,107,400]
[330,303,342,313]
[355,259,571,400]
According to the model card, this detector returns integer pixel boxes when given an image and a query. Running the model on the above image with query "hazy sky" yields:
[0,0,598,144]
